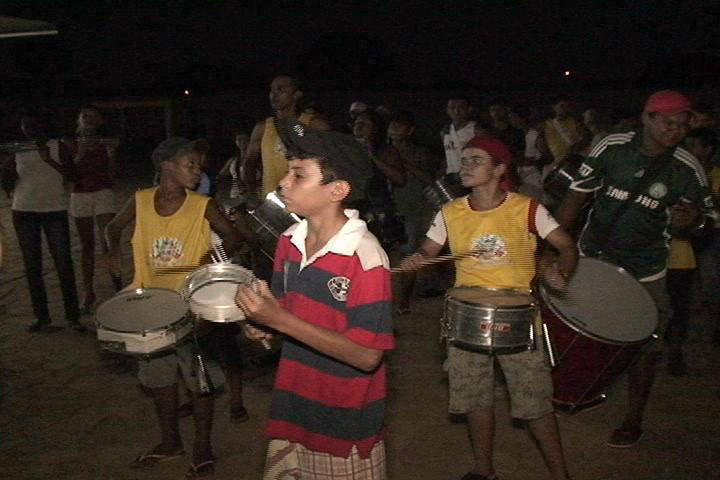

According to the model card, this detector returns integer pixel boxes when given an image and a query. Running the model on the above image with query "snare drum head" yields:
[540,257,658,343]
[96,288,187,332]
[448,287,535,307]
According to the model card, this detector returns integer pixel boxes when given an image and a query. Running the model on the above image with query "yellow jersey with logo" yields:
[443,193,538,289]
[261,112,314,197]
[130,187,211,291]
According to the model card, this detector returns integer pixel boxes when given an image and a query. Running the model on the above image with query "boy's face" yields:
[642,111,690,150]
[459,147,503,187]
[278,157,339,216]
[387,120,414,144]
[269,76,301,112]
[78,108,103,130]
[352,113,376,140]
[489,104,508,123]
[447,99,472,125]
[164,151,202,189]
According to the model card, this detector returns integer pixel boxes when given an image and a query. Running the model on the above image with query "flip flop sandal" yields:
[186,459,215,478]
[130,449,185,468]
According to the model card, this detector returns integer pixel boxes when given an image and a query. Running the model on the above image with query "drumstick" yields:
[391,247,487,273]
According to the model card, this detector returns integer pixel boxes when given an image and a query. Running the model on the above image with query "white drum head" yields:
[448,287,534,307]
[96,288,187,332]
[540,257,658,343]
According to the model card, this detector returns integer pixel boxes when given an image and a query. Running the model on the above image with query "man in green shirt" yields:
[555,90,713,448]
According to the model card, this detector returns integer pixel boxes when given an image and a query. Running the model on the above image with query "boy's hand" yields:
[242,322,273,341]
[235,280,281,327]
[541,261,568,290]
[398,252,428,272]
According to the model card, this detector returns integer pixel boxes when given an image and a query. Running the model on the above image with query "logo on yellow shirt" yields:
[472,234,508,263]
[152,236,183,266]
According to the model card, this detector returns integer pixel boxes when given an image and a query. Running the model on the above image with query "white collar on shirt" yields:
[284,209,387,271]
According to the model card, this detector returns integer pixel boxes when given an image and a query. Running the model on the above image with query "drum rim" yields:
[538,257,658,345]
[446,286,536,310]
[96,313,191,335]
[96,287,189,334]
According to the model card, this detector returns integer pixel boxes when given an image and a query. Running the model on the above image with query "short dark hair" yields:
[447,92,472,104]
[686,128,719,151]
[389,110,416,126]
[285,150,339,185]
[273,73,304,93]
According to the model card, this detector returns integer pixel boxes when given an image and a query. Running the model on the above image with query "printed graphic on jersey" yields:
[578,163,593,177]
[152,236,183,266]
[471,234,508,262]
[327,276,351,302]
[648,182,668,199]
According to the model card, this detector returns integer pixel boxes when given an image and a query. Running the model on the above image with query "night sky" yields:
[1,1,719,100]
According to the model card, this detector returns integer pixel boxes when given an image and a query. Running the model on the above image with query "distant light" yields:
[183,89,191,96]
[564,70,571,77]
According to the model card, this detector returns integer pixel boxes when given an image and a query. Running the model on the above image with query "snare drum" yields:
[444,287,537,354]
[95,288,192,355]
[247,192,300,259]
[423,174,467,210]
[539,257,658,410]
[180,263,257,323]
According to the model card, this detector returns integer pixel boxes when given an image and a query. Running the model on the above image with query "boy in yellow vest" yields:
[106,137,245,477]
[401,136,577,480]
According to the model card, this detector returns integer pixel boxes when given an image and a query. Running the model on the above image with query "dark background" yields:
[1,1,719,99]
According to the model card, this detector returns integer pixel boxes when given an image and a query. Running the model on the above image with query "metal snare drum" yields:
[443,287,537,354]
[247,192,301,260]
[180,263,257,323]
[95,288,192,355]
[423,174,467,210]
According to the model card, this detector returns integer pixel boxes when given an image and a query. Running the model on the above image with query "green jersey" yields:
[570,131,712,281]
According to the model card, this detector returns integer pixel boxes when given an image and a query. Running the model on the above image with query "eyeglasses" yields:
[460,155,491,167]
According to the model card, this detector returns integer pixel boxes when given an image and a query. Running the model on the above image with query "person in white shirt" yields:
[442,95,476,175]
[8,113,83,332]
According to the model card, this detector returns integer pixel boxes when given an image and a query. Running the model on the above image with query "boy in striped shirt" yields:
[236,119,394,480]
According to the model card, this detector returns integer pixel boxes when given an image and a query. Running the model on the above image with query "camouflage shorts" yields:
[447,344,553,419]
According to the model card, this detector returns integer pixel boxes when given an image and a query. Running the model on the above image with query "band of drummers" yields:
[1,79,719,480]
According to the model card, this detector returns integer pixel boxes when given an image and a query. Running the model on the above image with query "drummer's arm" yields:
[241,121,265,198]
[204,198,251,254]
[105,196,136,276]
[553,190,590,233]
[544,227,578,280]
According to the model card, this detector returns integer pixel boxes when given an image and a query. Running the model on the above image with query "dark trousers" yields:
[664,268,695,346]
[12,210,80,322]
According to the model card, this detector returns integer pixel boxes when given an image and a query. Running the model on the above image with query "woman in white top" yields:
[9,113,83,332]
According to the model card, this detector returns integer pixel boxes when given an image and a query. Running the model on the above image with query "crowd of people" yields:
[1,77,719,479]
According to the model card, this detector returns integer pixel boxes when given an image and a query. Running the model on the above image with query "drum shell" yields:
[95,288,192,356]
[248,198,299,258]
[97,316,193,355]
[181,263,257,323]
[444,288,536,354]
[538,256,658,408]
[541,304,644,407]
[423,175,467,210]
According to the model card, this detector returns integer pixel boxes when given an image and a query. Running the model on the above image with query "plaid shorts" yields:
[447,344,553,419]
[263,439,386,480]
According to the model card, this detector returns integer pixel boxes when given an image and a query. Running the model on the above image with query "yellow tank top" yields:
[261,112,313,197]
[443,193,538,289]
[667,238,696,270]
[130,187,211,291]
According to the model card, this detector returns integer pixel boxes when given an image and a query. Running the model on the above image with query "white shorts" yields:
[70,189,116,218]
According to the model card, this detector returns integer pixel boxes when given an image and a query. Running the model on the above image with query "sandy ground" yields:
[1,172,719,480]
